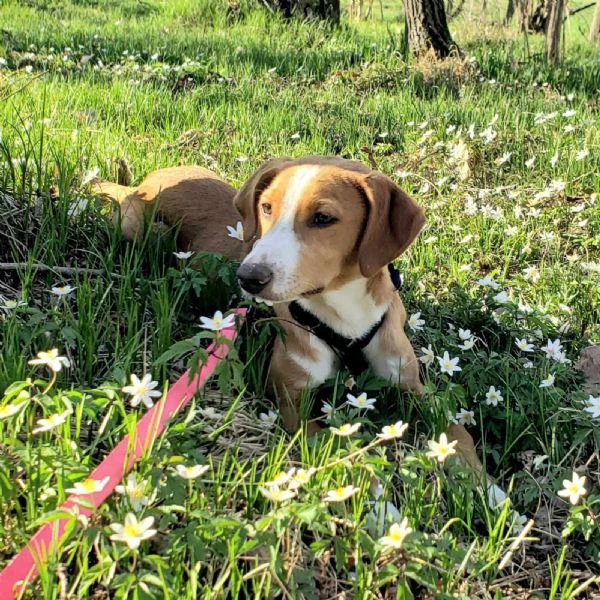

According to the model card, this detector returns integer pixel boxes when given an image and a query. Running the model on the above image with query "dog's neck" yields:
[296,269,394,339]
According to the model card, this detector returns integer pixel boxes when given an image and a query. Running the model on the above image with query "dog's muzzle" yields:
[236,263,273,295]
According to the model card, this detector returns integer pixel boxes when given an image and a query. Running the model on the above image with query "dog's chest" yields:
[289,333,339,387]
[290,329,403,388]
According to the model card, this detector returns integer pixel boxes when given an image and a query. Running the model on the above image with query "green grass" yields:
[1,0,600,597]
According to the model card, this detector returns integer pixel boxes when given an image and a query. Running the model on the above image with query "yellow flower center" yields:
[567,483,580,493]
[129,487,144,499]
[389,531,403,542]
[123,523,141,537]
[80,479,96,492]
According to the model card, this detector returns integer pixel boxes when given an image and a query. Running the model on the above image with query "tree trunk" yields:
[268,0,340,21]
[517,0,528,32]
[545,0,565,64]
[590,0,600,40]
[529,0,548,31]
[404,0,458,58]
[320,0,340,21]
[504,0,516,24]
[447,0,466,19]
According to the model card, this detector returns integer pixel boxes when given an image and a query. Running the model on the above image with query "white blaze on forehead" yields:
[279,165,321,219]
[243,165,321,296]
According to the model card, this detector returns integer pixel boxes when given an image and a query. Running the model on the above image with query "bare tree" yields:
[447,0,466,20]
[348,0,383,19]
[504,0,530,27]
[545,0,565,64]
[404,0,458,57]
[591,0,600,40]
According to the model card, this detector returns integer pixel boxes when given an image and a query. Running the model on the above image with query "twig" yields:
[567,2,595,18]
[0,262,124,279]
[498,519,535,570]
[572,575,600,597]
[0,72,46,103]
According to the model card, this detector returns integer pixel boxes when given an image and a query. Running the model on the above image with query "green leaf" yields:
[155,337,201,365]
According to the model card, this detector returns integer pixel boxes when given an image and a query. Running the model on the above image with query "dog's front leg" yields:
[369,313,484,476]
[268,349,303,433]
[266,321,338,434]
[399,337,484,475]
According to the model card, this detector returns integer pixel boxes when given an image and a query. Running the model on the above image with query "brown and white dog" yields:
[95,157,482,472]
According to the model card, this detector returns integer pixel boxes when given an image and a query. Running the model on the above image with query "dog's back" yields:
[93,166,246,260]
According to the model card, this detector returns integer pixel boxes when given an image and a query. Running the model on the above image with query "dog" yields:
[95,158,483,473]
[234,156,482,471]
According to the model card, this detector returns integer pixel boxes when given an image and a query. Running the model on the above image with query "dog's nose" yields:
[236,263,273,295]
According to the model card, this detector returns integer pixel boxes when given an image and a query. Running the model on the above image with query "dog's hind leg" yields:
[91,180,146,241]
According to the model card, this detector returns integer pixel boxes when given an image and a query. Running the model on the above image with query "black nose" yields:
[236,263,273,295]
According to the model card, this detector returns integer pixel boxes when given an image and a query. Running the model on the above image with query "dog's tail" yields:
[91,179,146,241]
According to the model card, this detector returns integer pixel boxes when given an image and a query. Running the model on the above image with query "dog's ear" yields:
[233,158,291,242]
[357,173,425,278]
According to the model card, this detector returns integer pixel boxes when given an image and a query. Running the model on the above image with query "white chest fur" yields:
[289,333,339,387]
[289,276,405,387]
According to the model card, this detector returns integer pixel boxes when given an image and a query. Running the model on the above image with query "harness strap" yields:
[387,262,403,291]
[288,263,402,376]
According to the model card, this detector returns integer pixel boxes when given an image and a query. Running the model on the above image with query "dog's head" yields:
[234,156,425,302]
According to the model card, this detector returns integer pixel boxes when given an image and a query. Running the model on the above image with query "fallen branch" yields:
[0,262,124,279]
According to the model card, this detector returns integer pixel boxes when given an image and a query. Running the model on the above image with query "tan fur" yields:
[377,295,423,392]
[92,166,247,261]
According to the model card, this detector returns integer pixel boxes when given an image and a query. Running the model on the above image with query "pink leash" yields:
[0,309,245,599]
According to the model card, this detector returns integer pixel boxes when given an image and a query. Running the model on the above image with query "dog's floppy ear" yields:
[357,173,425,278]
[233,158,291,242]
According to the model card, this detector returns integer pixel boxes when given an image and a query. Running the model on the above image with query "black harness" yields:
[287,264,403,376]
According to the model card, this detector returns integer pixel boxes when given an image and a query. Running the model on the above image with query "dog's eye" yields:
[310,212,337,227]
[261,203,272,216]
